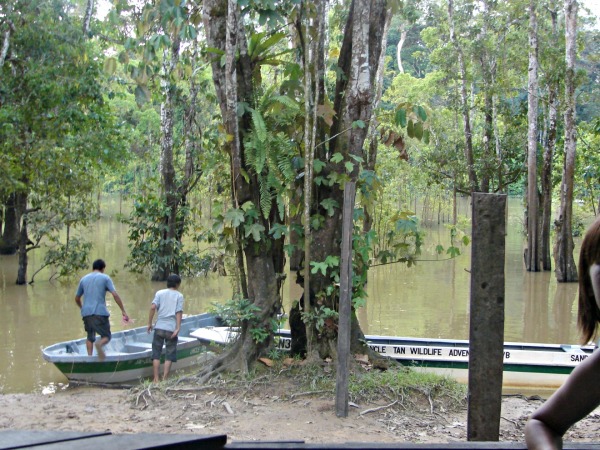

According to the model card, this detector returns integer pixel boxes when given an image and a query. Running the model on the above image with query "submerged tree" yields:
[526,0,540,272]
[554,0,579,282]
[0,0,125,284]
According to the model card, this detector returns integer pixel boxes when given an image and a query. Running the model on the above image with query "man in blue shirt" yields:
[75,259,128,360]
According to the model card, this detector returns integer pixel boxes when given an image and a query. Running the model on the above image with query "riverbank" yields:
[2,381,600,444]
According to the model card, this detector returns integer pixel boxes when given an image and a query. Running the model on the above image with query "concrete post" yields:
[467,193,507,441]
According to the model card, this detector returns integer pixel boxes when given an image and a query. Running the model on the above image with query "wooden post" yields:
[335,182,356,418]
[467,193,507,441]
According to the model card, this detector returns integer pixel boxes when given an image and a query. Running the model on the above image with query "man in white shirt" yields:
[147,274,184,382]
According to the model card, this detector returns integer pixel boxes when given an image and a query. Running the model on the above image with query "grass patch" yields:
[131,356,467,417]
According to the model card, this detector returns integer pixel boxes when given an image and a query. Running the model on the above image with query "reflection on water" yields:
[0,197,583,393]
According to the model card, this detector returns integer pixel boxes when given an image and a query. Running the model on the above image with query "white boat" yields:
[192,327,596,389]
[42,313,224,384]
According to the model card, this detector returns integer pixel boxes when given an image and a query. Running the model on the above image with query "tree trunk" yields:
[15,193,29,285]
[448,0,478,193]
[526,0,540,272]
[307,0,390,360]
[200,0,284,373]
[396,27,406,74]
[478,0,494,193]
[152,37,181,281]
[554,0,578,282]
[541,6,560,272]
[0,193,21,255]
[82,0,94,36]
[0,3,13,69]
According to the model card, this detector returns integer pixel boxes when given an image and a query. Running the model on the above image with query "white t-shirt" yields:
[152,288,184,332]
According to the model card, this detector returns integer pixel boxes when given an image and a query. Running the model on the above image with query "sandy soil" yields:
[2,379,600,445]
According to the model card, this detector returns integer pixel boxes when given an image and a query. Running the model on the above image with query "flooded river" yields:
[0,196,583,393]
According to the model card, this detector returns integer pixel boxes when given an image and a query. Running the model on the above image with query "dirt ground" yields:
[2,376,600,445]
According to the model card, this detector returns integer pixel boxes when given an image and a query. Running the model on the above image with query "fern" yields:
[258,174,273,218]
[250,107,267,143]
[242,85,303,222]
[272,95,300,114]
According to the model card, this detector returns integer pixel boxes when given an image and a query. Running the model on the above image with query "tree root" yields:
[290,390,329,400]
[359,400,398,416]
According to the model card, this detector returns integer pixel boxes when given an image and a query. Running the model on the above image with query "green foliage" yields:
[0,0,128,280]
[121,192,208,276]
[242,88,302,220]
[212,297,262,326]
[300,306,339,333]
[238,0,302,27]
[41,238,93,281]
[210,297,281,344]
[377,212,423,266]
[26,198,98,282]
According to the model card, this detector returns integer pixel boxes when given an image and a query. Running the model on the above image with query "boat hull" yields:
[272,332,595,389]
[42,313,223,384]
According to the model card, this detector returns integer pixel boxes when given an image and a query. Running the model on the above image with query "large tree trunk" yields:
[541,6,560,272]
[448,0,478,193]
[200,0,284,374]
[526,0,540,272]
[554,0,578,282]
[152,37,181,281]
[306,0,390,360]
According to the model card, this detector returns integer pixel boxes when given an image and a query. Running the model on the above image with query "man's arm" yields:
[110,291,128,320]
[148,303,156,333]
[172,311,182,338]
[75,295,82,309]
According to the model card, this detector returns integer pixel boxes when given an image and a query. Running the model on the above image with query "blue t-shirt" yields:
[76,272,116,317]
[152,289,184,332]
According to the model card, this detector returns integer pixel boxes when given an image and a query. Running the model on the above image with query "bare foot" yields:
[95,341,106,361]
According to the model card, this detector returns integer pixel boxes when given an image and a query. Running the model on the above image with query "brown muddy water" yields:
[0,196,585,394]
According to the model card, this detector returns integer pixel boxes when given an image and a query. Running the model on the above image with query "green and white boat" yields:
[357,334,596,389]
[193,327,597,390]
[42,313,223,384]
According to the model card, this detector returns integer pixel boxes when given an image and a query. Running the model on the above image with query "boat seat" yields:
[560,345,586,353]
[178,337,196,343]
[65,343,81,354]
[124,343,153,353]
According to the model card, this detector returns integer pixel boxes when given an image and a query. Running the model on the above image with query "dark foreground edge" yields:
[1,431,598,450]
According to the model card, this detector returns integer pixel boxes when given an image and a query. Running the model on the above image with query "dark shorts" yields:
[152,329,178,362]
[83,315,111,343]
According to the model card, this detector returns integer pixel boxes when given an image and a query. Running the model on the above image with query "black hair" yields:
[578,215,600,344]
[92,259,106,271]
[167,274,182,288]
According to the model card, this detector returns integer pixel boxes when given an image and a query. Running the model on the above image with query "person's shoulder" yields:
[100,273,114,283]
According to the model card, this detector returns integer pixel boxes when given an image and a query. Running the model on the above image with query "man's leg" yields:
[163,361,173,380]
[152,359,161,383]
[86,339,93,356]
[95,336,109,361]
